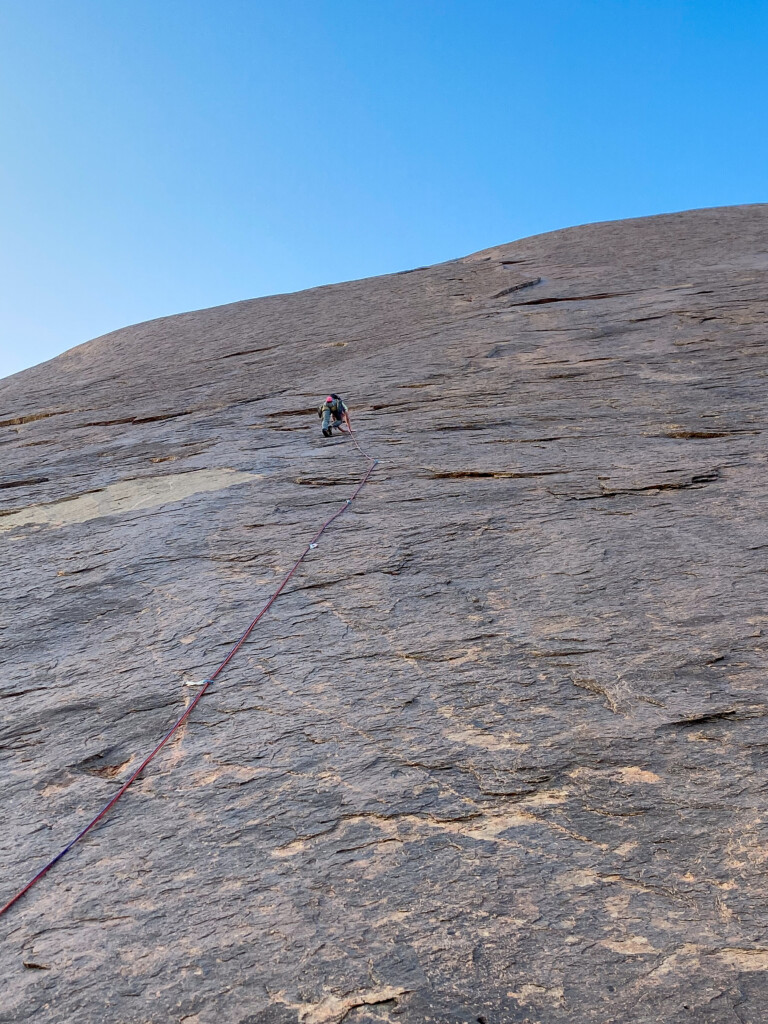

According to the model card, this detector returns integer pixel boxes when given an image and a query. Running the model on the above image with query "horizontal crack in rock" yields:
[0,409,74,427]
[491,277,543,298]
[0,477,49,489]
[510,290,633,305]
[221,345,277,359]
[79,410,190,427]
[429,469,566,479]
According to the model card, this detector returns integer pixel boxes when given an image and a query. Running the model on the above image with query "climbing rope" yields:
[0,417,377,918]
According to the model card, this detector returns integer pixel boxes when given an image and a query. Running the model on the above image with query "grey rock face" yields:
[1,204,767,1022]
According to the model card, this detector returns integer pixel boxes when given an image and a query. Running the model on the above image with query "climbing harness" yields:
[0,420,378,918]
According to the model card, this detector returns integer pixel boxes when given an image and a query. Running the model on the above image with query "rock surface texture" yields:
[1,205,767,1023]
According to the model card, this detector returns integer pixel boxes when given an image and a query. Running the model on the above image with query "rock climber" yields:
[318,394,349,437]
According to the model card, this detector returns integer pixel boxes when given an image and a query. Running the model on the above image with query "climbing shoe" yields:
[322,428,332,437]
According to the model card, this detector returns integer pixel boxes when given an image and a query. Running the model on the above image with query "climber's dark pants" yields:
[321,409,344,432]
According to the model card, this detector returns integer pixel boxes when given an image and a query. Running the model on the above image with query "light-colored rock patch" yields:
[0,468,258,532]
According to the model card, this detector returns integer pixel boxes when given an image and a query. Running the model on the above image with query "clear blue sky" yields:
[1,0,766,379]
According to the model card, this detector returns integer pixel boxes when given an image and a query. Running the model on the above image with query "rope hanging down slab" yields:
[0,422,377,919]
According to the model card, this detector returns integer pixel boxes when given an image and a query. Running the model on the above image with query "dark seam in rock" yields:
[491,278,543,299]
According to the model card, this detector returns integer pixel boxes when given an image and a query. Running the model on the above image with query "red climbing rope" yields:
[340,412,374,460]
[0,419,377,919]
